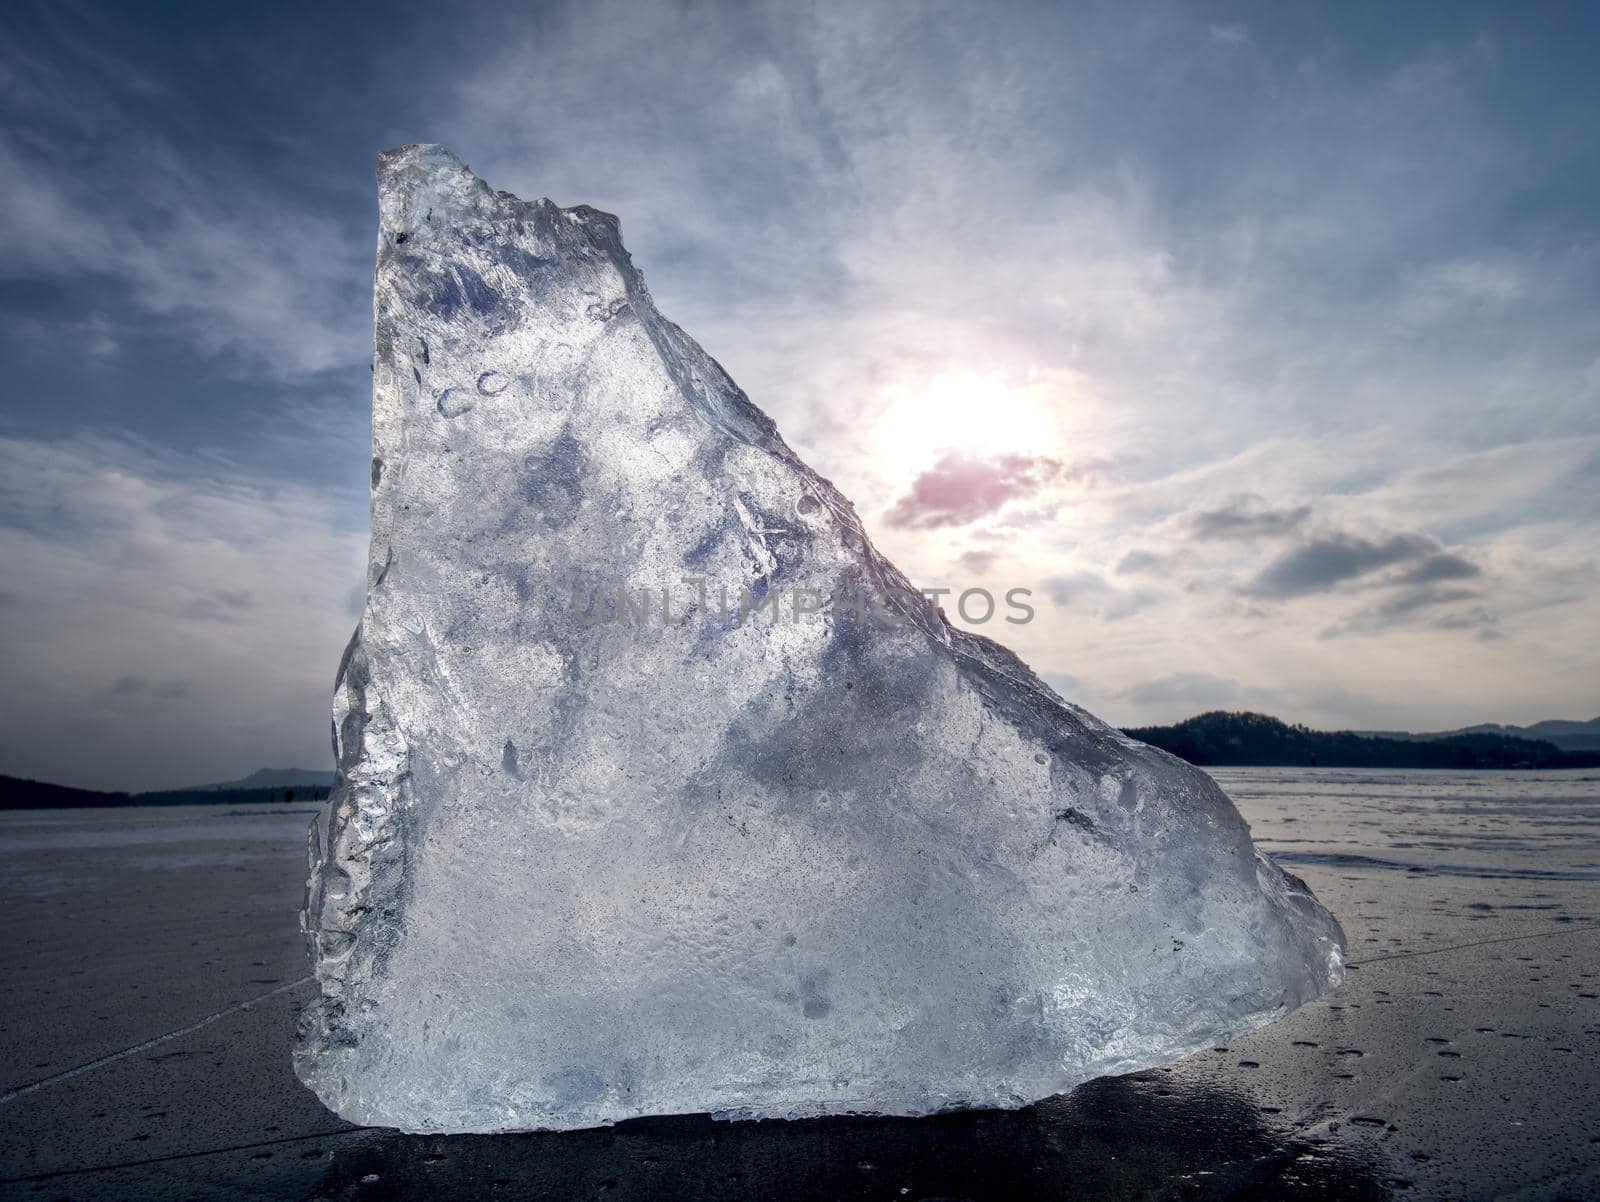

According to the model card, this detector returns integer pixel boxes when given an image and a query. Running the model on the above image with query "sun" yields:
[876,370,1056,478]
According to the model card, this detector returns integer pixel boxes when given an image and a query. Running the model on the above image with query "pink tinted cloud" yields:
[885,451,1061,530]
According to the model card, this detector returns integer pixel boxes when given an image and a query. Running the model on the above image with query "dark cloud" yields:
[1115,549,1167,575]
[1394,551,1481,586]
[1189,495,1310,541]
[1376,586,1481,618]
[1320,586,1499,639]
[1431,606,1501,637]
[955,549,999,574]
[1251,524,1490,619]
[1246,519,1495,636]
[1251,531,1440,597]
[885,452,1060,530]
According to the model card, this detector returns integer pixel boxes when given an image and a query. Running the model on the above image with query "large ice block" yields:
[294,145,1343,1133]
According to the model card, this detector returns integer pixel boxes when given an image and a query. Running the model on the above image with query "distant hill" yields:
[182,768,335,792]
[1354,717,1600,752]
[1126,711,1600,770]
[0,772,332,810]
[0,775,131,810]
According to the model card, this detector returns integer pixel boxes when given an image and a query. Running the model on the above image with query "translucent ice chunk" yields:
[294,145,1343,1134]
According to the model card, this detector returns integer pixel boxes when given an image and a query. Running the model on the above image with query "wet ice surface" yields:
[0,806,318,856]
[293,145,1342,1134]
[1222,766,1600,880]
[2,769,1596,1198]
[0,805,318,896]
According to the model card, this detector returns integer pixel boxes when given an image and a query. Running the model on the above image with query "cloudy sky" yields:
[2,0,1597,790]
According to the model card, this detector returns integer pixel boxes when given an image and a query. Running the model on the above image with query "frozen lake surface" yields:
[7,766,1596,871]
[1220,766,1600,879]
[1,767,1596,1198]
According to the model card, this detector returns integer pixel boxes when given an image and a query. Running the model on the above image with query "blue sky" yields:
[2,0,1597,789]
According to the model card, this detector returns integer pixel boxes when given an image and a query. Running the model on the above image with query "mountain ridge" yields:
[1127,711,1600,769]
[0,772,330,810]
[5,712,1597,806]
[1353,718,1600,751]
[181,767,336,792]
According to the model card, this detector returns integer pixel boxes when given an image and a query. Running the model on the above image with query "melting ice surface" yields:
[293,146,1345,1134]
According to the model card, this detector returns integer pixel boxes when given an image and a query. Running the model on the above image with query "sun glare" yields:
[878,371,1056,478]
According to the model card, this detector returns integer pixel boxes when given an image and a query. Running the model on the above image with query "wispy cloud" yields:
[0,433,365,790]
[1,0,1598,783]
[429,1,1600,731]
[0,34,368,376]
